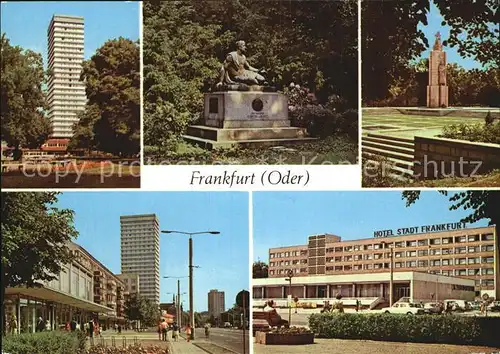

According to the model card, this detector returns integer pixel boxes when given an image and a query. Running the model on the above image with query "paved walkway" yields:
[170,339,207,354]
[254,338,500,354]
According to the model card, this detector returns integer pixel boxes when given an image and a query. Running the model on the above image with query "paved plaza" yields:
[254,338,500,354]
[94,329,247,354]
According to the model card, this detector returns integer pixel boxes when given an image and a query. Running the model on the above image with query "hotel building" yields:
[47,15,86,138]
[120,214,160,304]
[4,241,124,334]
[253,225,497,306]
[208,289,225,318]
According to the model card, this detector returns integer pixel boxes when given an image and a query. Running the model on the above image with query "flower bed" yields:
[255,327,314,345]
[79,344,169,354]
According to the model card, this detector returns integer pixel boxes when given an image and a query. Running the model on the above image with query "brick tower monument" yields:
[426,32,448,108]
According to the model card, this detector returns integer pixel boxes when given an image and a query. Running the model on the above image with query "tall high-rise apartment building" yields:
[47,15,86,138]
[208,289,225,318]
[120,214,160,304]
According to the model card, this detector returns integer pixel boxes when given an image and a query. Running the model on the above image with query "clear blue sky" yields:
[0,1,139,67]
[416,0,487,69]
[56,192,249,312]
[253,191,491,262]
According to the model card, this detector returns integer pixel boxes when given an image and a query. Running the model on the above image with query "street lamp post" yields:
[164,276,189,328]
[382,242,394,307]
[162,230,220,340]
[285,269,294,326]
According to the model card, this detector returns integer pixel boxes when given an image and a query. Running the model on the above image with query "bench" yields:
[252,310,289,335]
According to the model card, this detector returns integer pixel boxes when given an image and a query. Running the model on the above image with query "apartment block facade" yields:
[70,243,125,323]
[268,226,498,298]
[47,15,86,138]
[116,273,140,302]
[208,289,225,318]
[120,214,160,304]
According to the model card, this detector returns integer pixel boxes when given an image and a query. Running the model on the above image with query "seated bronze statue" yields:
[217,40,268,87]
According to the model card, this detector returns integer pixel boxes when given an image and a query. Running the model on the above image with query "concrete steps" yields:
[184,125,317,150]
[362,133,415,180]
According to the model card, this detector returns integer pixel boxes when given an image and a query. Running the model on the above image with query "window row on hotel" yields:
[270,236,494,258]
[270,255,494,268]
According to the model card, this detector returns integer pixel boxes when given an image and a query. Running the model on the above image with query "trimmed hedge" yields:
[2,331,86,354]
[309,313,500,347]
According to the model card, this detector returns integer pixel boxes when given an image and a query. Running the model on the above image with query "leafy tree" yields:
[402,191,500,250]
[124,294,159,327]
[72,38,140,156]
[362,1,428,103]
[362,0,499,104]
[68,104,100,153]
[1,34,50,159]
[1,192,79,335]
[252,261,269,279]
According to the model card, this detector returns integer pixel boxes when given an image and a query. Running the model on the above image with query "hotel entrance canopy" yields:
[6,286,112,314]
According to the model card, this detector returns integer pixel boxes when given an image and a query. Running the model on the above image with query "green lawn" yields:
[363,113,485,137]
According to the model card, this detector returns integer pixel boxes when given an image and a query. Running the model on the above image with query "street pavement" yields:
[96,328,248,353]
[178,328,249,354]
[201,327,249,354]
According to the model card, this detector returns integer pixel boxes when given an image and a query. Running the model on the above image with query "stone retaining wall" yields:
[414,136,500,180]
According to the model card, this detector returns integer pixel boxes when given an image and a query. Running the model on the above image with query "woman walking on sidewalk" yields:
[185,325,192,342]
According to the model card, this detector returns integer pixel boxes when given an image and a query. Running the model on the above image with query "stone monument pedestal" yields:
[427,85,448,108]
[183,90,316,149]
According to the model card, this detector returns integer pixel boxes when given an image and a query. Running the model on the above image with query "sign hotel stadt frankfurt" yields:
[374,222,468,238]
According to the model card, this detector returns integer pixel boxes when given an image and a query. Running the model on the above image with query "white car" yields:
[382,302,425,315]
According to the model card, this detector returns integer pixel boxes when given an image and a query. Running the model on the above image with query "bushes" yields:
[2,331,85,354]
[290,106,358,138]
[308,313,500,347]
[286,83,358,139]
[441,120,500,145]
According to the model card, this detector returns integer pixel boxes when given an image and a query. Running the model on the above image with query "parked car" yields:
[487,301,500,312]
[423,302,443,314]
[382,302,425,315]
[470,301,481,311]
[444,299,472,312]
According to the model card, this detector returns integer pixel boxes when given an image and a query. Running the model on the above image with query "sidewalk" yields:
[170,338,207,354]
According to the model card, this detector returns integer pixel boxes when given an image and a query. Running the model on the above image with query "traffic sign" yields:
[236,290,250,308]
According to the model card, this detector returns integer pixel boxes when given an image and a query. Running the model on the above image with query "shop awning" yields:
[5,286,112,314]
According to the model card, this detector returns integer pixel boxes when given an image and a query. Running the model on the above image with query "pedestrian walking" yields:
[88,319,94,338]
[45,320,51,331]
[160,319,168,341]
[36,317,45,332]
[70,318,77,332]
[185,325,192,342]
[9,315,17,335]
[118,324,122,334]
[204,323,210,339]
[333,294,344,313]
[172,322,179,342]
